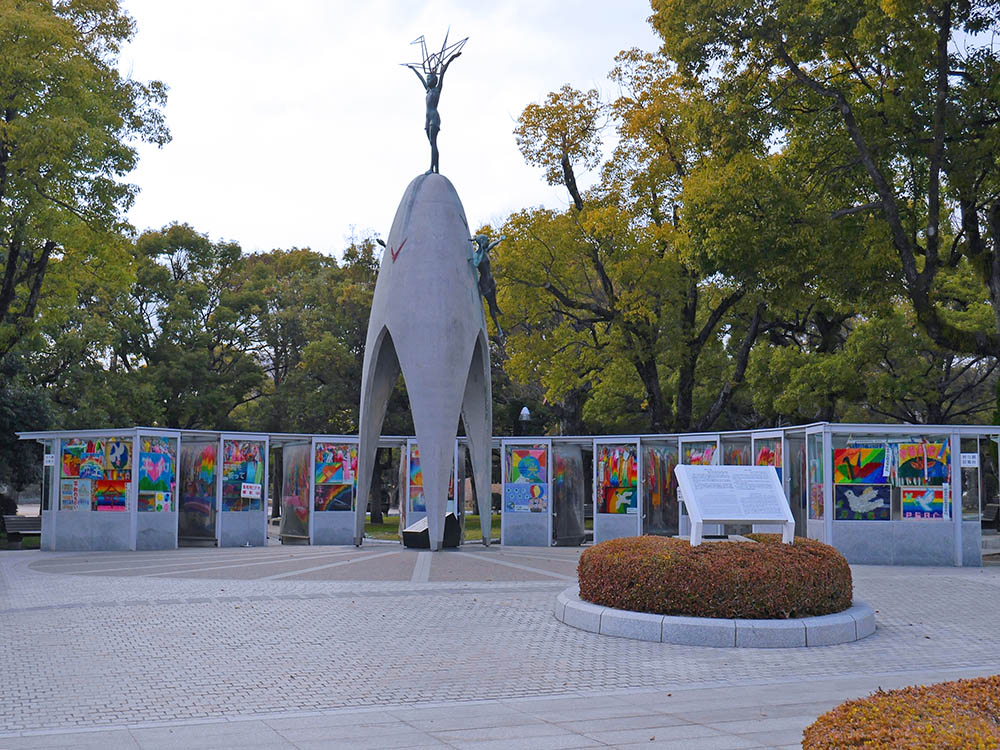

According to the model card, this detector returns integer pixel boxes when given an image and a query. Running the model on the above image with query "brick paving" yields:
[1,544,999,748]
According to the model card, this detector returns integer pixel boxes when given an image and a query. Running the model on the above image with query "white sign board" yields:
[673,465,794,546]
[960,452,979,468]
[241,482,262,500]
[43,453,56,467]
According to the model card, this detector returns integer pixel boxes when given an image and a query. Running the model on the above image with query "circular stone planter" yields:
[555,587,875,648]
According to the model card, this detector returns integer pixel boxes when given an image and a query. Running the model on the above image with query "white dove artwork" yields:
[843,486,888,514]
[912,490,934,512]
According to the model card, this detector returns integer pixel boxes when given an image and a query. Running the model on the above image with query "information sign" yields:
[960,452,979,468]
[43,453,56,467]
[241,482,262,500]
[673,465,794,546]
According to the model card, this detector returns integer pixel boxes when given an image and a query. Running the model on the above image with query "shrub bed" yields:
[577,534,852,619]
[802,675,1000,749]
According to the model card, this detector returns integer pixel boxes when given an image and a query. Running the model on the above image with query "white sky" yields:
[119,1,661,256]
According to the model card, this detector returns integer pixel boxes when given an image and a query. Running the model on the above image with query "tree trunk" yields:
[556,386,589,435]
[270,449,282,519]
[369,448,385,524]
[632,346,668,431]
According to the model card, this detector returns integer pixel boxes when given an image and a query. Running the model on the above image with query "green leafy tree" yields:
[123,223,264,429]
[500,52,849,432]
[0,357,51,493]
[651,0,1000,403]
[0,0,168,361]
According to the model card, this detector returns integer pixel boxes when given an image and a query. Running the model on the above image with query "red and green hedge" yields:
[577,534,852,619]
[803,675,1000,749]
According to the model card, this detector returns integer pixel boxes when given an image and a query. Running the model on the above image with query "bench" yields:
[3,515,41,547]
[983,503,1000,531]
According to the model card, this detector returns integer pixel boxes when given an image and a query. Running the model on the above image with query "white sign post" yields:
[673,465,794,546]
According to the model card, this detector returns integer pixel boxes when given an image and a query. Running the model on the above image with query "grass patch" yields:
[365,514,500,542]
[1,530,40,550]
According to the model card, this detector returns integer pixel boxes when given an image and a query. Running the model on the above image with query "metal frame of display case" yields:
[500,437,553,547]
[218,432,269,547]
[41,428,181,551]
[636,436,679,538]
[273,439,312,544]
[592,437,642,543]
[176,434,223,546]
[310,435,359,545]
[19,423,1000,564]
[816,423,994,567]
[134,429,182,550]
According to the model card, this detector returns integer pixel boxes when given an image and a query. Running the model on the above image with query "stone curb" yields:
[554,587,876,648]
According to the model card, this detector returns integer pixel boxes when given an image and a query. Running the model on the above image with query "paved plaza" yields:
[1,543,999,749]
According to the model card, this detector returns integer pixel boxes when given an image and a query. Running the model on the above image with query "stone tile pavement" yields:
[1,544,999,749]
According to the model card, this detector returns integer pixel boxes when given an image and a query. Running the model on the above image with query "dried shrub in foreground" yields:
[802,675,1000,749]
[577,534,852,619]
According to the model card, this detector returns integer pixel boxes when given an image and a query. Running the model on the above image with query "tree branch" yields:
[831,201,881,219]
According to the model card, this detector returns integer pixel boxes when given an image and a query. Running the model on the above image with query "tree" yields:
[650,0,1000,384]
[235,239,407,436]
[0,0,168,361]
[123,223,264,429]
[499,52,840,432]
[0,357,51,493]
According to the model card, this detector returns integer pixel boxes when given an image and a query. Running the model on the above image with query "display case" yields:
[501,438,552,546]
[640,438,678,537]
[552,442,586,546]
[52,431,138,551]
[279,441,312,543]
[592,439,640,543]
[218,434,268,547]
[311,438,358,545]
[179,438,219,545]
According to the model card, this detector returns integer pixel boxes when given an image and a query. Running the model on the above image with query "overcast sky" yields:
[119,1,662,256]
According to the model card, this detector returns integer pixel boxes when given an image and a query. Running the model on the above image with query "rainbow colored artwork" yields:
[809,483,824,519]
[597,445,637,488]
[902,487,947,519]
[180,442,217,535]
[79,440,106,479]
[141,436,171,454]
[315,483,352,512]
[223,440,263,484]
[755,443,780,467]
[724,446,750,465]
[643,445,677,510]
[138,492,171,513]
[833,448,887,484]
[139,452,173,493]
[281,443,311,533]
[602,486,637,514]
[221,480,245,511]
[685,443,716,465]
[93,480,127,511]
[61,438,84,478]
[315,443,356,485]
